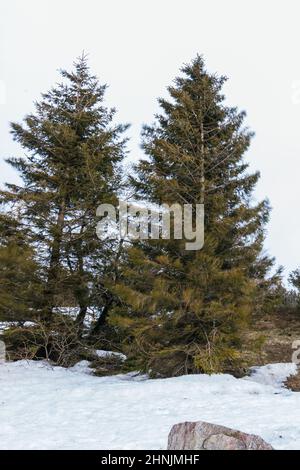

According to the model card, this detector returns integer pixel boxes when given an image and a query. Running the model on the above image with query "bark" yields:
[75,304,88,329]
[44,198,66,318]
[74,220,89,329]
[91,296,113,335]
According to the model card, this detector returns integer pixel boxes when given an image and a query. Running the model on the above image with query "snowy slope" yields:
[0,360,299,450]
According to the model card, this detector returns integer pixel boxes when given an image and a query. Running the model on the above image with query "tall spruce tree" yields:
[110,56,277,376]
[0,55,128,326]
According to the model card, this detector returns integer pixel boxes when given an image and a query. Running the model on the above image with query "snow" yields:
[0,321,36,331]
[95,349,127,362]
[52,307,98,326]
[0,360,300,450]
[246,363,297,387]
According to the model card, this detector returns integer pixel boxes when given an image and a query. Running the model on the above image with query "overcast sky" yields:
[1,0,300,281]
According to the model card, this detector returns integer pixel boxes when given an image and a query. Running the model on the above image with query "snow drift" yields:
[0,360,299,450]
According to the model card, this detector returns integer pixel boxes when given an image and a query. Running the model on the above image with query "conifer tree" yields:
[111,56,277,376]
[0,55,128,326]
[0,212,41,322]
[289,270,300,308]
[289,269,300,291]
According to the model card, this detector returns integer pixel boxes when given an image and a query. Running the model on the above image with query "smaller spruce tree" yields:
[1,55,128,328]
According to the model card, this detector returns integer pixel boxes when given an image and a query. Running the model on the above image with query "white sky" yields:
[1,0,300,281]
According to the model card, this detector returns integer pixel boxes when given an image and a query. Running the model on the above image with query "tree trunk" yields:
[91,297,113,335]
[44,198,66,318]
[75,304,88,329]
[74,224,89,330]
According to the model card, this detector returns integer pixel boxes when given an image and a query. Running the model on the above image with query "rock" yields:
[167,421,273,450]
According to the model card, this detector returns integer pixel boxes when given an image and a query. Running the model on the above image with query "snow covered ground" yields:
[0,360,299,450]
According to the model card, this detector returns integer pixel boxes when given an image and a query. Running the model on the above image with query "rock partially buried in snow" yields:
[167,421,273,450]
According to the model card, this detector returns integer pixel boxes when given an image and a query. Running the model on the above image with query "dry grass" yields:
[285,371,300,391]
[242,310,300,367]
